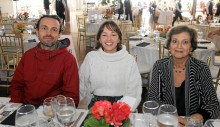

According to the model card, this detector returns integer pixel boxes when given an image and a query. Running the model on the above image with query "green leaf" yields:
[121,119,130,127]
[84,116,109,127]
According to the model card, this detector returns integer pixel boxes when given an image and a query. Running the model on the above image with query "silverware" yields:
[72,112,84,127]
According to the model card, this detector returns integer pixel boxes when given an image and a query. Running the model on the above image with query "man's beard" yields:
[40,41,56,47]
[40,35,56,47]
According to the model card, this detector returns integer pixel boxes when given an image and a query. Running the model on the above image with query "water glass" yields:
[197,32,203,41]
[56,97,76,127]
[157,104,178,127]
[26,25,33,38]
[185,117,203,127]
[204,119,220,127]
[15,104,39,127]
[142,101,159,127]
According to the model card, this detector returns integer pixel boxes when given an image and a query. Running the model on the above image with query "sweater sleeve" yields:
[9,56,25,103]
[148,61,162,104]
[199,63,220,119]
[120,59,142,112]
[79,54,93,105]
[62,54,79,106]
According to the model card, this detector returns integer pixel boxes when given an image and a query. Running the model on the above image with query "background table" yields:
[129,37,217,69]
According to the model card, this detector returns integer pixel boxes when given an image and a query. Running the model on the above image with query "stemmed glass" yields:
[198,31,203,42]
[56,97,77,127]
[204,119,220,127]
[157,104,178,127]
[189,15,193,24]
[26,25,33,39]
[15,104,39,127]
[142,101,159,127]
[199,17,203,24]
[185,117,203,127]
[43,97,57,126]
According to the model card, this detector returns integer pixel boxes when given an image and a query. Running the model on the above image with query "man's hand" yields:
[208,30,217,38]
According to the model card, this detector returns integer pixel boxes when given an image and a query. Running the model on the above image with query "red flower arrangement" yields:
[84,100,131,127]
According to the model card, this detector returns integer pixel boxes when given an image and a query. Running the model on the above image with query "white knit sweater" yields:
[79,45,142,111]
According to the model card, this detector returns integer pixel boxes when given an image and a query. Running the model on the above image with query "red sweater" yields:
[9,39,79,106]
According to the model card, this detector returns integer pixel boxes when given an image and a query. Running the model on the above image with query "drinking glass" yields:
[197,32,203,41]
[204,119,220,127]
[56,97,77,127]
[199,17,203,24]
[26,25,33,38]
[43,97,56,126]
[213,17,218,23]
[142,101,159,127]
[15,104,39,127]
[157,104,178,127]
[185,117,203,127]
[137,29,143,44]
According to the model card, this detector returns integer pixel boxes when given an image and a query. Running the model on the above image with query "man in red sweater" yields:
[9,15,79,106]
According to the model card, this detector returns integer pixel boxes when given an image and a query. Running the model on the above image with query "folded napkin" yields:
[129,37,143,41]
[197,46,208,49]
[199,41,211,44]
[28,39,36,42]
[136,42,150,47]
[1,104,40,126]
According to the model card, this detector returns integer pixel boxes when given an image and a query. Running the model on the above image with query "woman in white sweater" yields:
[79,21,142,112]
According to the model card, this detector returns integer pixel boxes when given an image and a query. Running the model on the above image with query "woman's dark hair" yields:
[166,25,198,52]
[96,20,122,51]
[35,15,63,33]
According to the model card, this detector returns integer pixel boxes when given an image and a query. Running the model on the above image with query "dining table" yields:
[0,97,146,127]
[193,23,220,51]
[129,36,217,70]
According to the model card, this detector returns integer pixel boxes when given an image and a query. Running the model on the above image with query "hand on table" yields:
[208,30,217,38]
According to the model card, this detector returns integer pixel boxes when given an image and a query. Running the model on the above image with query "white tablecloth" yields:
[0,97,88,127]
[157,11,173,25]
[129,37,217,69]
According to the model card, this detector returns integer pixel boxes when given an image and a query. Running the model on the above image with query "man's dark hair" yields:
[35,15,63,33]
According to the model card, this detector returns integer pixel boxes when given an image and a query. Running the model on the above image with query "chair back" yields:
[0,35,24,56]
[76,15,86,30]
[159,40,169,59]
[214,68,220,91]
[206,56,211,67]
[121,22,137,45]
[0,49,20,87]
[166,14,172,27]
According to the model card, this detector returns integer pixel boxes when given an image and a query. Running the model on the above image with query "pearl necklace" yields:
[173,66,185,73]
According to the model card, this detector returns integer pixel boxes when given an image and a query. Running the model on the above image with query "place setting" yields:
[0,95,87,127]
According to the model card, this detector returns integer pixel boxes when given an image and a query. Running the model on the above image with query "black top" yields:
[175,80,186,116]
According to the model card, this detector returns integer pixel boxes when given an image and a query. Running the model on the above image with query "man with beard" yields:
[9,15,79,106]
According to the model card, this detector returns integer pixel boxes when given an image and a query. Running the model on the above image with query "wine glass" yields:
[189,15,193,24]
[43,97,57,126]
[26,25,33,39]
[199,17,203,24]
[56,97,77,127]
[137,29,143,44]
[185,117,203,127]
[157,104,178,127]
[198,32,203,42]
[15,104,39,127]
[204,119,220,127]
[142,101,159,127]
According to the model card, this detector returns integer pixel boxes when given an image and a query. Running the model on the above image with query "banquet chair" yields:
[0,35,24,57]
[159,40,170,59]
[121,23,138,47]
[206,56,211,67]
[134,54,151,90]
[76,15,97,50]
[0,49,20,88]
[0,17,14,34]
[213,68,220,91]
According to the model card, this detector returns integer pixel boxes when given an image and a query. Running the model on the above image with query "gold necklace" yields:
[173,66,185,73]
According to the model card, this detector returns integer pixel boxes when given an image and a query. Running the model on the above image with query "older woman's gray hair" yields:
[96,20,122,51]
[166,25,198,52]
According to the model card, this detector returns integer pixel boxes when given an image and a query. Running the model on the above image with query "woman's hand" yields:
[191,113,204,123]
[178,116,187,126]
